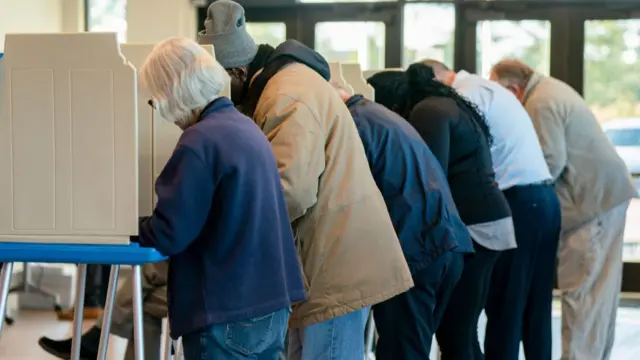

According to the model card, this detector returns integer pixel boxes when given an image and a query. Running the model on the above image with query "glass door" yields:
[314,21,386,70]
[303,2,402,69]
[246,22,287,47]
[402,2,456,68]
[583,18,640,266]
[458,4,554,77]
[476,20,551,77]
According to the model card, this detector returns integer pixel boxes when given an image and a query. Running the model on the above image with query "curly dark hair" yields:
[368,63,493,146]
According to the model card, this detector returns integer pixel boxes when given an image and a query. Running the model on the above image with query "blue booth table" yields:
[0,242,167,360]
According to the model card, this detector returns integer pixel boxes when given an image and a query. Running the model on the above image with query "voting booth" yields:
[0,33,138,245]
[341,63,375,101]
[329,61,376,101]
[0,35,230,245]
[329,61,355,95]
[0,32,229,359]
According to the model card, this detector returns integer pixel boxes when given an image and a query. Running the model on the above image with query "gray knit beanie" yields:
[196,0,258,69]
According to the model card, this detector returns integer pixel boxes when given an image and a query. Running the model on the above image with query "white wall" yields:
[127,0,197,43]
[0,0,196,51]
[0,0,85,51]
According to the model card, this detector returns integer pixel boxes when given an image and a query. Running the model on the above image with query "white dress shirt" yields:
[452,70,552,190]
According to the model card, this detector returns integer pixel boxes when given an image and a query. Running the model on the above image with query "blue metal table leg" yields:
[97,265,120,360]
[132,265,145,359]
[0,262,15,339]
[70,264,88,360]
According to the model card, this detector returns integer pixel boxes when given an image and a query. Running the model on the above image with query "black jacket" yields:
[408,97,511,225]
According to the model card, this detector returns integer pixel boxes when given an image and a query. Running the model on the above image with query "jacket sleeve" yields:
[526,101,567,180]
[409,102,451,175]
[257,96,325,222]
[138,145,215,256]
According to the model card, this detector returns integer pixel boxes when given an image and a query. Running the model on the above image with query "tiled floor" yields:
[0,311,130,359]
[476,305,640,360]
[2,305,640,359]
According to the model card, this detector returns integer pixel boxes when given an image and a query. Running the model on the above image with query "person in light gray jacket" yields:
[491,59,636,360]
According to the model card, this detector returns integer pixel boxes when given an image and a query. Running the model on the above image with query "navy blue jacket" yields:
[346,95,474,272]
[137,98,306,338]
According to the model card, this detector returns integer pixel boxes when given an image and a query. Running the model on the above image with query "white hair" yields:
[139,36,229,128]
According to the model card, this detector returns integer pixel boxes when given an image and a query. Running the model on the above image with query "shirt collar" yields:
[523,72,544,105]
[197,97,234,122]
[452,70,471,88]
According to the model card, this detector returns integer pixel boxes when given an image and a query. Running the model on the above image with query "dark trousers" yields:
[83,264,112,307]
[484,184,561,360]
[373,252,464,360]
[436,243,502,360]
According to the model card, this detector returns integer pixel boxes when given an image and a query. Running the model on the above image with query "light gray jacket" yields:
[523,73,635,230]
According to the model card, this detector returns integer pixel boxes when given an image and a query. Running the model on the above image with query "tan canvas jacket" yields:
[253,63,414,328]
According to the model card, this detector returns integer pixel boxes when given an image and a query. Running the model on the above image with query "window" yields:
[86,0,127,43]
[314,22,385,71]
[605,128,640,147]
[585,20,640,263]
[299,0,393,2]
[476,20,551,78]
[403,3,455,67]
[584,20,640,124]
[246,23,287,48]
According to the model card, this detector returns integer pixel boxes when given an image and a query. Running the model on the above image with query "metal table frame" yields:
[0,242,166,360]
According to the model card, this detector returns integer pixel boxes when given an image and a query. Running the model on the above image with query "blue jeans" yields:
[182,308,290,360]
[287,307,371,360]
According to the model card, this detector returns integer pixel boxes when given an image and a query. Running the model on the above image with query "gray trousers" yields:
[95,261,169,360]
[557,200,629,360]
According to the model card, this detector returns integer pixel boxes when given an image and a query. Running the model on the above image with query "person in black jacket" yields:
[333,83,473,359]
[368,63,515,360]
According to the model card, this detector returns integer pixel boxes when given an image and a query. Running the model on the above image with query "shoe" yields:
[56,307,103,321]
[38,336,99,360]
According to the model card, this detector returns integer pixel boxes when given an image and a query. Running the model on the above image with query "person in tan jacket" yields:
[197,1,413,359]
[491,59,636,360]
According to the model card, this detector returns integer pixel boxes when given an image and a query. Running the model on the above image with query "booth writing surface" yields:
[0,33,138,244]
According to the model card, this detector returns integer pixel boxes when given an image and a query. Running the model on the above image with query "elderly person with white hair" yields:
[39,36,306,360]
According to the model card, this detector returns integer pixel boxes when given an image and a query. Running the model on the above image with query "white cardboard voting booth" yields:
[0,33,138,245]
[0,34,231,245]
[329,62,355,95]
[341,63,375,101]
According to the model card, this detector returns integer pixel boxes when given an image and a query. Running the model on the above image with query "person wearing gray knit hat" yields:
[197,2,414,360]
[197,0,258,69]
[197,0,278,105]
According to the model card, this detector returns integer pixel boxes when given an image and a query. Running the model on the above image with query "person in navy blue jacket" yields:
[332,84,474,359]
[134,37,305,359]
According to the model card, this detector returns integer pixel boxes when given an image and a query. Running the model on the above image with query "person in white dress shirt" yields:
[422,59,562,360]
